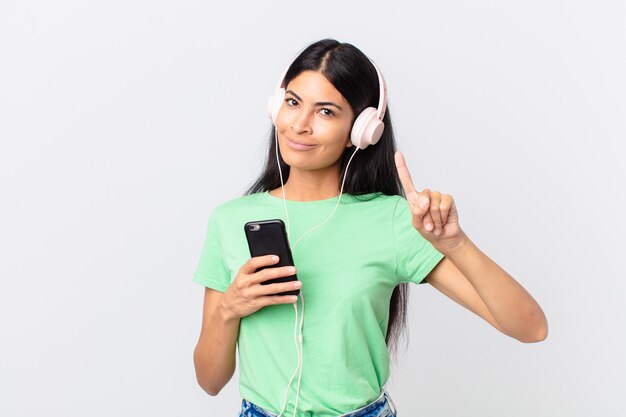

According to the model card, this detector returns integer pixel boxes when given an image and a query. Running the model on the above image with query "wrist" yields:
[443,231,472,259]
[216,299,241,325]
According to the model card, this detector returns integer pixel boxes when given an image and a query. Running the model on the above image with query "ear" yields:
[345,136,353,148]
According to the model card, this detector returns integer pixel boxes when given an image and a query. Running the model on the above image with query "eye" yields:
[320,108,335,117]
[285,98,298,107]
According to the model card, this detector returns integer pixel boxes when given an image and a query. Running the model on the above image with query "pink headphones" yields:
[266,59,388,150]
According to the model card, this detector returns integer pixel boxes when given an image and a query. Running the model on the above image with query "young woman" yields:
[192,38,548,417]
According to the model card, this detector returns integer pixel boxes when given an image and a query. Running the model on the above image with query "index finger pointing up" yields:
[394,151,419,204]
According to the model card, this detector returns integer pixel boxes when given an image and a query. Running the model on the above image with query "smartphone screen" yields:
[244,219,299,296]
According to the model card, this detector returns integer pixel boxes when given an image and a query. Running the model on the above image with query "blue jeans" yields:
[238,389,397,417]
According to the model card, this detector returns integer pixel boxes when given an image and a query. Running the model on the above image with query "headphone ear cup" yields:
[267,96,275,120]
[268,88,285,125]
[350,107,385,149]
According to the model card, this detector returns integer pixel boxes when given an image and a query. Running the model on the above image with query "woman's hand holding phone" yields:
[220,255,302,320]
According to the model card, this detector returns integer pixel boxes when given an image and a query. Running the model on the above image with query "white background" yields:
[1,0,624,416]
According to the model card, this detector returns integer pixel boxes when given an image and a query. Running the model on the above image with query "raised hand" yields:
[394,151,467,255]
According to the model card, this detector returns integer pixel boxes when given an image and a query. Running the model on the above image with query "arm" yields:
[425,233,548,343]
[393,151,548,343]
[193,288,240,396]
[193,255,301,396]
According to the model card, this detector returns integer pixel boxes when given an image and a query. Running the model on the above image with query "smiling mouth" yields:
[287,137,315,146]
[286,138,317,150]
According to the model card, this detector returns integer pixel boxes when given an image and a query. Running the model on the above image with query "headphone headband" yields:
[371,60,387,121]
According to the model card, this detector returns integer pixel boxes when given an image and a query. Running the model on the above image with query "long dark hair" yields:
[244,39,410,357]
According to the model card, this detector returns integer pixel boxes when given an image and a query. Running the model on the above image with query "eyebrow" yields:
[285,89,344,111]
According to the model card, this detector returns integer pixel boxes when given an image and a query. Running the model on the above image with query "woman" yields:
[192,38,548,417]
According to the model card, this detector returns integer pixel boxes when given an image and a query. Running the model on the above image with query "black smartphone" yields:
[244,219,299,296]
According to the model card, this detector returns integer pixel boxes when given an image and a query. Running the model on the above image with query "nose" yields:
[289,107,313,135]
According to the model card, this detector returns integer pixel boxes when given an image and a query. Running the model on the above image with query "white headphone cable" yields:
[275,130,360,249]
[275,301,301,417]
[290,145,359,249]
[273,128,359,417]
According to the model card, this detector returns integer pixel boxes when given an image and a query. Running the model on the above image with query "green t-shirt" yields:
[193,191,444,416]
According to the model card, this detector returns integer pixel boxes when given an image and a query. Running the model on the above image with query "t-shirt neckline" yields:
[262,190,365,206]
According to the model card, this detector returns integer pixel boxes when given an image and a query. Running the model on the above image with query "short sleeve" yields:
[192,207,231,292]
[393,197,445,285]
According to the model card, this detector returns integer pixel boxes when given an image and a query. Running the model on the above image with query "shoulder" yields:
[345,193,407,223]
[353,193,408,216]
[217,192,264,209]
[350,192,405,206]
[209,192,266,220]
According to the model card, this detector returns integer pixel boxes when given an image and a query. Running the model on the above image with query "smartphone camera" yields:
[248,224,261,231]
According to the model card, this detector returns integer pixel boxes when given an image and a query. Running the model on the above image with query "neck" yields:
[273,165,344,202]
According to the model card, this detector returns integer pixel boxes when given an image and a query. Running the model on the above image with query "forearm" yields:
[193,303,240,395]
[445,232,548,342]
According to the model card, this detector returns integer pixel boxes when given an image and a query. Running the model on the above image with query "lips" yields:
[286,137,316,151]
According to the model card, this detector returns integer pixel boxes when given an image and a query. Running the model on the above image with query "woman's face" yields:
[275,70,355,173]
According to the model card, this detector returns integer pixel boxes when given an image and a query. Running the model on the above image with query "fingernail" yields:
[434,228,441,236]
[419,197,429,208]
[294,281,302,288]
[425,223,433,231]
[272,256,279,262]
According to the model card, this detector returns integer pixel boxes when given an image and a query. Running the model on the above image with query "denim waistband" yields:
[239,389,397,417]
